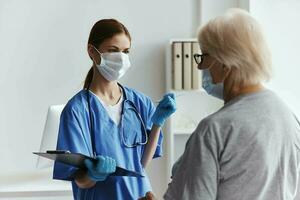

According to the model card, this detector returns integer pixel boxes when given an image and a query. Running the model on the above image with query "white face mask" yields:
[93,47,131,81]
[201,60,224,100]
[202,69,224,100]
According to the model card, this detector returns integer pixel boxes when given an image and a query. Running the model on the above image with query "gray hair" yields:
[198,8,272,86]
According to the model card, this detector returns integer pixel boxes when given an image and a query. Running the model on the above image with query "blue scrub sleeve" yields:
[146,100,163,158]
[53,107,91,181]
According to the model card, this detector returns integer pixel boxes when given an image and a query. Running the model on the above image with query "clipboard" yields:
[33,151,144,177]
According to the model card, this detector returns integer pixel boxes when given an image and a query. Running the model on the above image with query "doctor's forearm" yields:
[141,125,161,168]
[74,169,96,189]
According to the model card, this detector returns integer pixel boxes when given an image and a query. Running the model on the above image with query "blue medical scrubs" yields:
[53,85,163,200]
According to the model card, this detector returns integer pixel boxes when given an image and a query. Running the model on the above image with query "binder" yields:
[183,42,192,90]
[33,151,144,177]
[192,42,202,89]
[172,42,183,90]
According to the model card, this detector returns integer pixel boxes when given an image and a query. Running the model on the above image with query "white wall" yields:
[200,0,239,25]
[249,0,300,118]
[0,0,239,199]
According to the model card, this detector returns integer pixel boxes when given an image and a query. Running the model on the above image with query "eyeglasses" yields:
[193,53,208,65]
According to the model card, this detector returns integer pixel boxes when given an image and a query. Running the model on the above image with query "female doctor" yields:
[53,19,176,200]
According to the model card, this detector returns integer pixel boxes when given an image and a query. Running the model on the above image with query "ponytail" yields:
[83,67,94,89]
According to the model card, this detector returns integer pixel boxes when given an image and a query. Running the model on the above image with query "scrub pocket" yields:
[123,125,142,147]
[122,102,144,147]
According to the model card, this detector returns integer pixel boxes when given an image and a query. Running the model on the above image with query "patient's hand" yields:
[138,191,157,200]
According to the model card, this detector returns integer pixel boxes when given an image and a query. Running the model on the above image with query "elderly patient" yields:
[139,8,300,200]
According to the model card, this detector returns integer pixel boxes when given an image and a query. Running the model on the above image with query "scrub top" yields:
[53,85,163,200]
[165,89,300,200]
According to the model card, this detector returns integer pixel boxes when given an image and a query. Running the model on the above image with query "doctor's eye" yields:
[123,50,130,54]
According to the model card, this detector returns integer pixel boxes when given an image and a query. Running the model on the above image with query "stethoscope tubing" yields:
[86,84,148,157]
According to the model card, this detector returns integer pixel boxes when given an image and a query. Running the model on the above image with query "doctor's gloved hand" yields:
[84,155,116,182]
[151,93,176,127]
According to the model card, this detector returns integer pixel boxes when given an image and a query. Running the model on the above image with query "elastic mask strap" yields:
[92,46,102,66]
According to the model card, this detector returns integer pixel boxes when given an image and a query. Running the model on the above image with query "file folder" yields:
[33,151,144,177]
[172,42,183,90]
[183,42,192,90]
[192,42,202,89]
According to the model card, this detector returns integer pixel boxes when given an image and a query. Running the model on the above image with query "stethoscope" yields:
[86,83,148,157]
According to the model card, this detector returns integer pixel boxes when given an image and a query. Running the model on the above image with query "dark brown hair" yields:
[83,19,131,89]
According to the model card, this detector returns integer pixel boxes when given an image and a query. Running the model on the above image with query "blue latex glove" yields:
[151,93,177,127]
[84,155,116,182]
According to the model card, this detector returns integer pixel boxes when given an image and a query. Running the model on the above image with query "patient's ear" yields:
[87,44,101,64]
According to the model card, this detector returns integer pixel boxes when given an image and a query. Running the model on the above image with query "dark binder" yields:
[33,151,144,177]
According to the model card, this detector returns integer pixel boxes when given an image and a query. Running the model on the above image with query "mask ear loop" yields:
[92,46,102,66]
[222,64,231,81]
[204,59,216,71]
